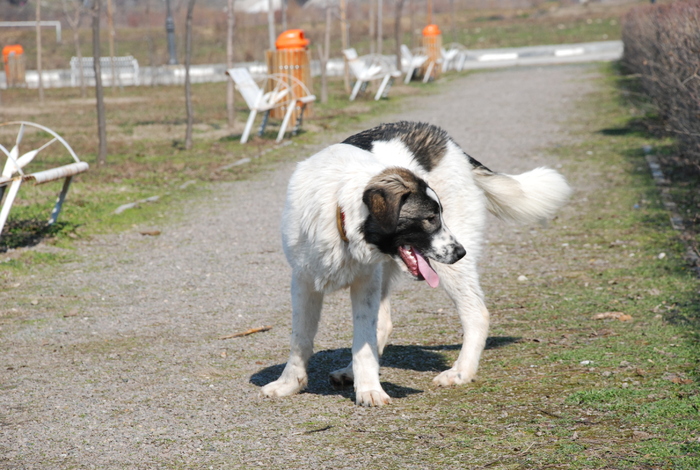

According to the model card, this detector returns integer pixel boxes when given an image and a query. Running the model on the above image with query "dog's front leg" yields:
[350,269,391,407]
[330,262,397,388]
[261,274,323,398]
[432,264,489,386]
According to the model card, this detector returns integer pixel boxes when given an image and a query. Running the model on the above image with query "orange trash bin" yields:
[266,29,314,120]
[3,45,26,87]
[421,24,442,81]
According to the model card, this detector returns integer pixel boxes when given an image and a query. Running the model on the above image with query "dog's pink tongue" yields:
[415,250,439,288]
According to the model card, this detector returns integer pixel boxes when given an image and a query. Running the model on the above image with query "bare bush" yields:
[622,1,700,169]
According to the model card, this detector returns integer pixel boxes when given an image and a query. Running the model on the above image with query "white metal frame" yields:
[0,122,88,242]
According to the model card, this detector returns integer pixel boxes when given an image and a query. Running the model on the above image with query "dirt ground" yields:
[1,64,601,469]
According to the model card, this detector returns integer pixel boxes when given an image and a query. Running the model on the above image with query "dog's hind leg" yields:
[432,263,490,386]
[329,262,397,389]
[261,274,323,398]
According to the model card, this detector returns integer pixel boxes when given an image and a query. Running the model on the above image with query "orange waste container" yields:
[3,45,26,87]
[266,29,313,120]
[421,24,442,81]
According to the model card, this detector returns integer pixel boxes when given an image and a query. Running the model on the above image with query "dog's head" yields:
[362,168,465,288]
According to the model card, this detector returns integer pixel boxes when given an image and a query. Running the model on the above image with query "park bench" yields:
[70,55,140,87]
[0,122,88,242]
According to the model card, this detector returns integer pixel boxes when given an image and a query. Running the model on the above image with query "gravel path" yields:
[1,64,600,469]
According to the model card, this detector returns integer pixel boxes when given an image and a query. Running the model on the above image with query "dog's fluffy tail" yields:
[472,166,572,224]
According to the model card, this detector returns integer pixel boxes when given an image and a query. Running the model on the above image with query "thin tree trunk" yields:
[394,0,406,71]
[281,0,287,31]
[107,0,118,89]
[184,0,196,150]
[369,0,375,55]
[62,0,87,98]
[226,0,236,129]
[92,0,107,166]
[339,0,349,93]
[317,6,331,104]
[450,0,455,42]
[377,0,383,55]
[36,0,44,105]
[267,0,275,50]
[409,0,416,49]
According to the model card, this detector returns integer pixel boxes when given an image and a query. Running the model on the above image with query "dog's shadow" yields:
[250,336,519,400]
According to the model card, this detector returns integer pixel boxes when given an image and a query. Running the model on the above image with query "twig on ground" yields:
[218,325,272,340]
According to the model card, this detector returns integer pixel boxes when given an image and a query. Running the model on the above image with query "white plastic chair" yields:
[442,43,467,72]
[400,44,429,84]
[226,67,314,144]
[0,122,89,242]
[342,48,402,101]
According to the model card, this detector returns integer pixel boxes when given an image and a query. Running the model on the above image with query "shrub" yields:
[621,1,700,169]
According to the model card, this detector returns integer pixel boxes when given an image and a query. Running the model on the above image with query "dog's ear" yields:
[363,174,411,234]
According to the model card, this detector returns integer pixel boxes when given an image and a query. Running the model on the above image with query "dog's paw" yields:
[432,368,475,387]
[355,389,391,407]
[260,376,307,398]
[329,366,354,389]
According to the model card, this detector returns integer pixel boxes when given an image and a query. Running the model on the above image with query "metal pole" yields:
[165,0,178,65]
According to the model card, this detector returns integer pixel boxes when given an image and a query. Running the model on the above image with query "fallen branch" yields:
[218,325,272,340]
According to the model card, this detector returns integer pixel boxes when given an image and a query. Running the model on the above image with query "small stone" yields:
[517,275,528,282]
[658,253,666,259]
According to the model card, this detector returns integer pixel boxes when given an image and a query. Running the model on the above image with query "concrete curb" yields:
[644,147,700,276]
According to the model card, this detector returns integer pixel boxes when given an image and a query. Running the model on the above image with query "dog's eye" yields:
[425,215,438,225]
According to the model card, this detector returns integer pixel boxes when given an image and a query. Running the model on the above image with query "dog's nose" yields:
[452,243,466,263]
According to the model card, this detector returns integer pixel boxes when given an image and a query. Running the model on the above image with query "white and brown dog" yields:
[261,121,571,406]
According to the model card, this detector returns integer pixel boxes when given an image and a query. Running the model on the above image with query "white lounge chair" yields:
[400,44,429,84]
[0,121,89,242]
[342,48,402,101]
[442,43,467,72]
[226,67,315,144]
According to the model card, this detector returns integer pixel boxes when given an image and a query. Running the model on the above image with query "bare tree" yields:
[62,0,87,98]
[184,0,196,150]
[267,0,275,50]
[36,0,44,105]
[409,0,416,48]
[91,0,107,165]
[369,0,375,54]
[226,0,236,129]
[394,0,406,71]
[450,0,455,42]
[339,0,349,92]
[377,0,383,55]
[281,0,287,31]
[106,0,118,89]
[317,5,332,103]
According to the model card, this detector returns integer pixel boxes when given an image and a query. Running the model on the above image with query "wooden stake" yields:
[36,0,44,105]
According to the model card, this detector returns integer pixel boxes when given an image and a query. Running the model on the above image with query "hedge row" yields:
[621,0,700,168]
